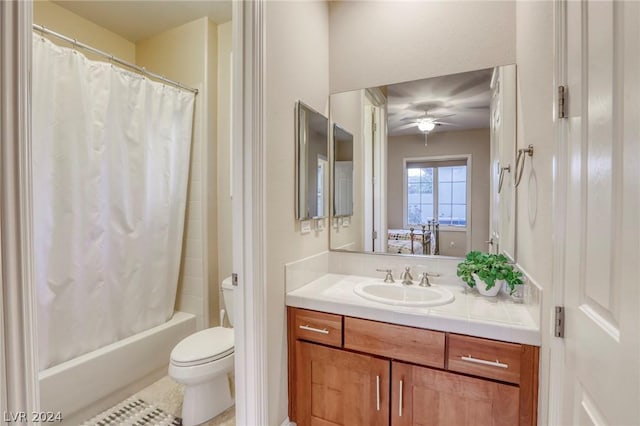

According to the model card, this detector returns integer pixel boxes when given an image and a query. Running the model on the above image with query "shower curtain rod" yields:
[33,24,198,95]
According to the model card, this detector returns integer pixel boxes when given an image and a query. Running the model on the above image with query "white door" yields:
[489,69,501,254]
[362,93,387,253]
[489,65,517,258]
[558,1,640,424]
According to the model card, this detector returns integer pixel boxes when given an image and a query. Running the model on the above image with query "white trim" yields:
[196,83,210,329]
[280,418,294,426]
[548,0,568,425]
[401,154,473,251]
[232,1,268,425]
[0,0,40,420]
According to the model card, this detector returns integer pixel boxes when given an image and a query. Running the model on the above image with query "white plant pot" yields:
[473,274,503,297]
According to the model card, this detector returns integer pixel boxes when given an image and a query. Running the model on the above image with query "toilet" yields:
[169,277,235,426]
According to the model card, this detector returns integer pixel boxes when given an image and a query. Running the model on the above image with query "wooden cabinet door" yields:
[296,341,389,426]
[391,361,519,426]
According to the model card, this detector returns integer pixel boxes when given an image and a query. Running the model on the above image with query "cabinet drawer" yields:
[344,317,445,368]
[448,334,522,384]
[293,308,342,348]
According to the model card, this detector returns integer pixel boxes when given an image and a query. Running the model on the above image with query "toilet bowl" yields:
[169,277,235,426]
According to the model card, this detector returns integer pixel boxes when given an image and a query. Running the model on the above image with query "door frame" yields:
[548,0,569,423]
[0,0,40,420]
[1,0,269,424]
[231,0,269,424]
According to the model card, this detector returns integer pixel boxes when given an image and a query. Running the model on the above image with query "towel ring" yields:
[514,145,534,188]
[498,165,511,194]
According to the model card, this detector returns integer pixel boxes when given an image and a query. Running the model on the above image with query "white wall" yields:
[329,90,364,251]
[329,1,515,93]
[515,1,555,424]
[264,2,330,424]
[34,0,135,62]
[136,17,218,330]
[216,21,233,289]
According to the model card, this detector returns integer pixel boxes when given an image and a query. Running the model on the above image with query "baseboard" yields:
[281,417,295,426]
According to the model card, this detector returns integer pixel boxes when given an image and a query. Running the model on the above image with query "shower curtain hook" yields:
[72,38,78,52]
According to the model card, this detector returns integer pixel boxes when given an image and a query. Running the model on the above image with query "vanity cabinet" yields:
[391,361,519,426]
[295,341,389,426]
[288,307,539,426]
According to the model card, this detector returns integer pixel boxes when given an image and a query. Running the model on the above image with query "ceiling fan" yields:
[397,111,457,133]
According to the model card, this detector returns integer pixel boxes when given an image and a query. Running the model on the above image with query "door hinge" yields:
[232,273,239,287]
[558,86,567,119]
[554,306,565,338]
[372,230,378,240]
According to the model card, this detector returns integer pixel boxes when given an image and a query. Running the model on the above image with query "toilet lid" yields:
[170,327,234,367]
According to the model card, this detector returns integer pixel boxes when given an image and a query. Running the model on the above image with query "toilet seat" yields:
[170,327,234,367]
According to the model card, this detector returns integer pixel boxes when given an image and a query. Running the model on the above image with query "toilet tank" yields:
[221,276,234,326]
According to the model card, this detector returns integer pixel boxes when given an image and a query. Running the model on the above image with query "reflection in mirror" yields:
[329,65,516,258]
[333,124,354,217]
[296,101,329,220]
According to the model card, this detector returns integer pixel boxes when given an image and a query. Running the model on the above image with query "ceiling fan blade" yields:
[427,113,455,121]
[448,72,492,97]
[433,121,460,126]
[395,123,419,130]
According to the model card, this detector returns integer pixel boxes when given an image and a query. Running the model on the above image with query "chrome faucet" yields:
[419,272,431,287]
[376,268,395,283]
[399,266,414,285]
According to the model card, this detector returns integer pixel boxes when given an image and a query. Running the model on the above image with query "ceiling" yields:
[385,68,493,137]
[51,0,232,42]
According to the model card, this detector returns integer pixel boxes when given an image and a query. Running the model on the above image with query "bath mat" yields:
[81,397,181,426]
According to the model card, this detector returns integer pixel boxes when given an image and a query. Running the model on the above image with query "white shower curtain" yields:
[32,35,195,369]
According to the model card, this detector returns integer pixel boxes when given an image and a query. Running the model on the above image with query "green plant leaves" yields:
[456,251,524,294]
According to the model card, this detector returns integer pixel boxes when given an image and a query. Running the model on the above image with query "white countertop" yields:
[286,273,541,346]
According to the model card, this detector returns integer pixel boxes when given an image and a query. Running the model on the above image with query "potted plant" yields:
[456,251,524,296]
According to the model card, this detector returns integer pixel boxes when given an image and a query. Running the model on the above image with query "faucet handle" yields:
[400,266,414,285]
[376,268,395,283]
[419,272,432,287]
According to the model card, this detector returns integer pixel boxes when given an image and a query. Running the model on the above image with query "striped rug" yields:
[81,397,181,426]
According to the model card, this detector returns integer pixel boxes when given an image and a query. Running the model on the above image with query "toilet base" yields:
[182,373,233,426]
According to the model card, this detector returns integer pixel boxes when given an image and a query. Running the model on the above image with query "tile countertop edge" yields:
[285,274,542,347]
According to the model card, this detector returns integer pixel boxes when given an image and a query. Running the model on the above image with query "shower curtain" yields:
[32,35,195,369]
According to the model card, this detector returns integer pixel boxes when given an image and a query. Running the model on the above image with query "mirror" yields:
[333,124,354,217]
[296,101,329,220]
[329,65,517,258]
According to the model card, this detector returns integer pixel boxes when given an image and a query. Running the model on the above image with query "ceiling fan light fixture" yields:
[418,119,436,132]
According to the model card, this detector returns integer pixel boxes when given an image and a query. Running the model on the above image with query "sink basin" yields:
[353,282,455,307]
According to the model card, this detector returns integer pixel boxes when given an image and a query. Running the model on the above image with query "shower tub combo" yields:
[38,312,196,424]
[32,26,200,425]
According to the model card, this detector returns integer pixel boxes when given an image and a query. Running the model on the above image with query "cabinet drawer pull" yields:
[398,379,403,417]
[461,355,508,369]
[299,324,329,334]
[376,375,380,411]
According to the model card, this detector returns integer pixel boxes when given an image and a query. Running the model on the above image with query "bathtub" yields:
[39,311,196,424]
